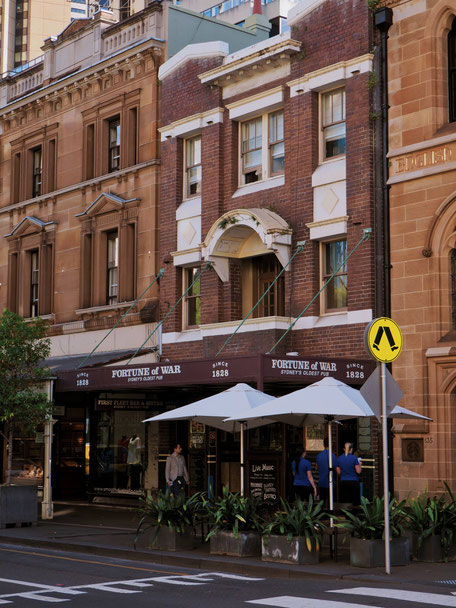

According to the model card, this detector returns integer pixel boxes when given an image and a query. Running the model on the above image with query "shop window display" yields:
[10,427,44,485]
[95,409,145,494]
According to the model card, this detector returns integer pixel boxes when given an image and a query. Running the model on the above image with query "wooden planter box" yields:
[350,537,410,568]
[0,485,37,528]
[145,526,195,551]
[412,534,443,562]
[210,530,261,557]
[262,534,319,565]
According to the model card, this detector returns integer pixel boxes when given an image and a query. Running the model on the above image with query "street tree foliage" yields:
[0,309,52,484]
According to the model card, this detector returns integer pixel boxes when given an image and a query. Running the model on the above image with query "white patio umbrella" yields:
[225,376,374,513]
[143,383,275,495]
[225,376,432,511]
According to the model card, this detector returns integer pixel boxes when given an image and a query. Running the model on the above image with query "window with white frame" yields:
[321,88,346,160]
[108,117,121,173]
[30,249,39,318]
[321,239,347,311]
[32,147,42,198]
[240,110,284,185]
[183,267,201,327]
[184,136,202,198]
[107,230,119,305]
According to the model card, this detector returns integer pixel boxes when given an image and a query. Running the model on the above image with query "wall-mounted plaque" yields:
[402,438,424,462]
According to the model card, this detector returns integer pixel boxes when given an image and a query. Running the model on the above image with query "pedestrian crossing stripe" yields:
[364,317,403,363]
[329,586,456,606]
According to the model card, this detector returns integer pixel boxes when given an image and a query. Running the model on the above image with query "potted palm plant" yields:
[336,495,409,568]
[406,484,456,562]
[205,486,262,557]
[134,490,203,551]
[262,496,327,565]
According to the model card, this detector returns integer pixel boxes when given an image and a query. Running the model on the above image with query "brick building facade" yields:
[155,0,380,498]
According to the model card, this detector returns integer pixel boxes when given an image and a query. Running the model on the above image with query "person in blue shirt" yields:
[316,437,336,508]
[336,442,362,506]
[292,447,317,502]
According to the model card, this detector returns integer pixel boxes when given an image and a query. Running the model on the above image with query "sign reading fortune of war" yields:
[364,317,403,363]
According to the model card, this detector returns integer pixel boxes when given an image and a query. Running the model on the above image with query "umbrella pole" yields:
[328,420,334,515]
[240,422,245,497]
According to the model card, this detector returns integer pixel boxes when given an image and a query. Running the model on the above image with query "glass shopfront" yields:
[94,406,147,495]
[10,426,44,486]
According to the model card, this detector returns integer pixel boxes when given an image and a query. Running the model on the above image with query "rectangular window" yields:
[108,117,121,173]
[322,88,346,160]
[240,110,284,185]
[241,117,262,183]
[30,249,39,317]
[107,231,119,305]
[185,136,201,197]
[32,147,42,197]
[322,240,347,311]
[269,111,284,175]
[183,267,201,327]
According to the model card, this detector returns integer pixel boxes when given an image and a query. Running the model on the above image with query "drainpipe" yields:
[374,7,393,318]
[374,7,394,498]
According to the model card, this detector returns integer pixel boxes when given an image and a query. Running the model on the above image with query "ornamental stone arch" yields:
[201,207,292,282]
[423,1,456,129]
[423,191,456,336]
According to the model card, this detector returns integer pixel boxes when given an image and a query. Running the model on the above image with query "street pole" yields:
[41,379,54,520]
[381,361,390,574]
[240,421,245,497]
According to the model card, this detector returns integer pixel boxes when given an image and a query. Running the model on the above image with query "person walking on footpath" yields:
[316,437,336,508]
[165,443,189,495]
[292,447,317,502]
[336,442,361,506]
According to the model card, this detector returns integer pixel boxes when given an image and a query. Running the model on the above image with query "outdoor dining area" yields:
[137,376,452,571]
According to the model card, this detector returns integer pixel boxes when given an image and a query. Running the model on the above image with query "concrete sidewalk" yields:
[0,501,454,588]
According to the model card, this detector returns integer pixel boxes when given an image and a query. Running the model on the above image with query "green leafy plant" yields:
[0,309,52,485]
[367,71,378,90]
[263,496,327,552]
[336,495,407,540]
[204,485,263,540]
[218,216,239,230]
[367,0,381,12]
[134,490,204,547]
[406,484,456,561]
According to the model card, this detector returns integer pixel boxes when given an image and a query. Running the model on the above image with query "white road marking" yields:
[0,571,263,603]
[0,580,83,595]
[329,586,456,606]
[81,584,140,594]
[247,597,374,608]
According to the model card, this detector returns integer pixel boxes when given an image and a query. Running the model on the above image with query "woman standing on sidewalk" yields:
[292,447,317,502]
[336,442,361,506]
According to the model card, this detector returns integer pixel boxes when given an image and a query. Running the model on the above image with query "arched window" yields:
[448,18,456,122]
[451,249,456,327]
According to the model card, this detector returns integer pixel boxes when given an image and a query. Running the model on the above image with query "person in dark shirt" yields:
[316,437,336,508]
[292,447,317,502]
[336,442,361,505]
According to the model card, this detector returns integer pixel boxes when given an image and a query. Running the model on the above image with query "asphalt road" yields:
[0,543,456,608]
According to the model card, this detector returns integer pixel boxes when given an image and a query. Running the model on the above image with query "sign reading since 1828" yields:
[56,354,375,392]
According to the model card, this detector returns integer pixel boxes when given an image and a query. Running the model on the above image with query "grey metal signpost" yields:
[363,317,403,575]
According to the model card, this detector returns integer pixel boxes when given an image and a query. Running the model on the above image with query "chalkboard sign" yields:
[189,451,206,494]
[249,460,278,504]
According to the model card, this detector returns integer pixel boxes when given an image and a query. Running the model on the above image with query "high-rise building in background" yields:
[0,0,72,74]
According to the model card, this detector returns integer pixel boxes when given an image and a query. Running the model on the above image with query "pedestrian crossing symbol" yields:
[364,317,403,363]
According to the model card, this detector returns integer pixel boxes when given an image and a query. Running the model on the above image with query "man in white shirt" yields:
[165,443,189,495]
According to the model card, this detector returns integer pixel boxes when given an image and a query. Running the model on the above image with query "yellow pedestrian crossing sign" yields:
[364,317,403,363]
